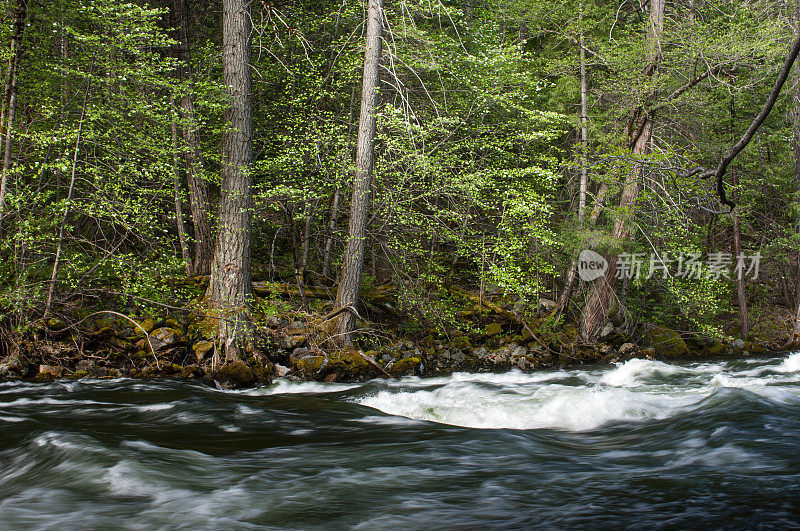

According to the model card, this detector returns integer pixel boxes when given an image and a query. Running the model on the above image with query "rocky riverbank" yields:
[0,295,788,388]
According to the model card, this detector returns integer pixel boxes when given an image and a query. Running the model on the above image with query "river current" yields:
[2,354,800,528]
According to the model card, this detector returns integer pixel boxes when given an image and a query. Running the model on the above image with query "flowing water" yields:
[3,354,800,529]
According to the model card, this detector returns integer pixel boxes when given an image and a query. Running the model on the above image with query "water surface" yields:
[3,354,800,528]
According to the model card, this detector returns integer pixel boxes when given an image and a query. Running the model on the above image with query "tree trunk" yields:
[580,0,664,341]
[331,0,383,345]
[791,2,800,340]
[0,0,27,233]
[171,0,213,276]
[45,82,88,318]
[554,4,590,318]
[206,0,253,361]
[323,84,358,284]
[731,169,748,340]
[171,98,192,276]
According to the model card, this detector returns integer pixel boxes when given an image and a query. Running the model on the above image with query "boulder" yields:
[274,364,291,378]
[76,359,96,372]
[0,355,27,379]
[388,357,421,377]
[193,341,215,363]
[641,326,689,359]
[281,335,307,350]
[38,365,64,378]
[149,327,184,351]
[214,361,256,389]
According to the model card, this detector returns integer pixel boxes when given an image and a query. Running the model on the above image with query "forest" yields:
[1,0,800,386]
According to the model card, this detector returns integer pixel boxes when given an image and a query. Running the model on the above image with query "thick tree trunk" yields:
[331,0,383,345]
[0,0,27,233]
[171,0,213,276]
[206,0,253,361]
[580,0,664,341]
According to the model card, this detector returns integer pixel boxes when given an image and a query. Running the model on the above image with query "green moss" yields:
[389,357,421,377]
[216,361,256,388]
[641,326,690,359]
[483,323,503,337]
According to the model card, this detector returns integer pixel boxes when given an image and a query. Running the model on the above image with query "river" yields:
[2,354,800,528]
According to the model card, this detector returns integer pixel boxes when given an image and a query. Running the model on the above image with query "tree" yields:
[206,0,254,361]
[580,0,665,341]
[171,0,213,276]
[329,0,383,346]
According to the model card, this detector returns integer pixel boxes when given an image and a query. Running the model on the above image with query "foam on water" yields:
[356,354,800,430]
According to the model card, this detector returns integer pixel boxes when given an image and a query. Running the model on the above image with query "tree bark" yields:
[0,0,28,233]
[790,3,800,340]
[580,0,664,341]
[731,169,748,340]
[206,0,253,361]
[171,0,213,276]
[331,0,383,345]
[171,98,192,276]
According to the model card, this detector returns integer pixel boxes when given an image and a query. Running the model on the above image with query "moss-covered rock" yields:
[149,327,184,351]
[38,365,64,378]
[389,357,421,377]
[215,361,256,388]
[295,355,328,378]
[453,336,472,350]
[139,318,155,333]
[641,325,689,359]
[193,341,215,363]
[483,323,503,337]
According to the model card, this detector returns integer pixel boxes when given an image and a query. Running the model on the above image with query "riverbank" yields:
[0,279,794,388]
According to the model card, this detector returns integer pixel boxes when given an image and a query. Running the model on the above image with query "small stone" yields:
[274,364,291,378]
[600,321,614,338]
[733,339,745,349]
[76,359,95,372]
[324,373,337,383]
[619,343,636,355]
[139,318,155,333]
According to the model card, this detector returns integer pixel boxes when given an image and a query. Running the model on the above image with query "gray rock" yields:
[538,298,557,311]
[149,327,183,351]
[76,359,96,372]
[733,339,746,349]
[619,343,636,355]
[600,321,614,338]
[281,335,307,350]
[274,364,291,378]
